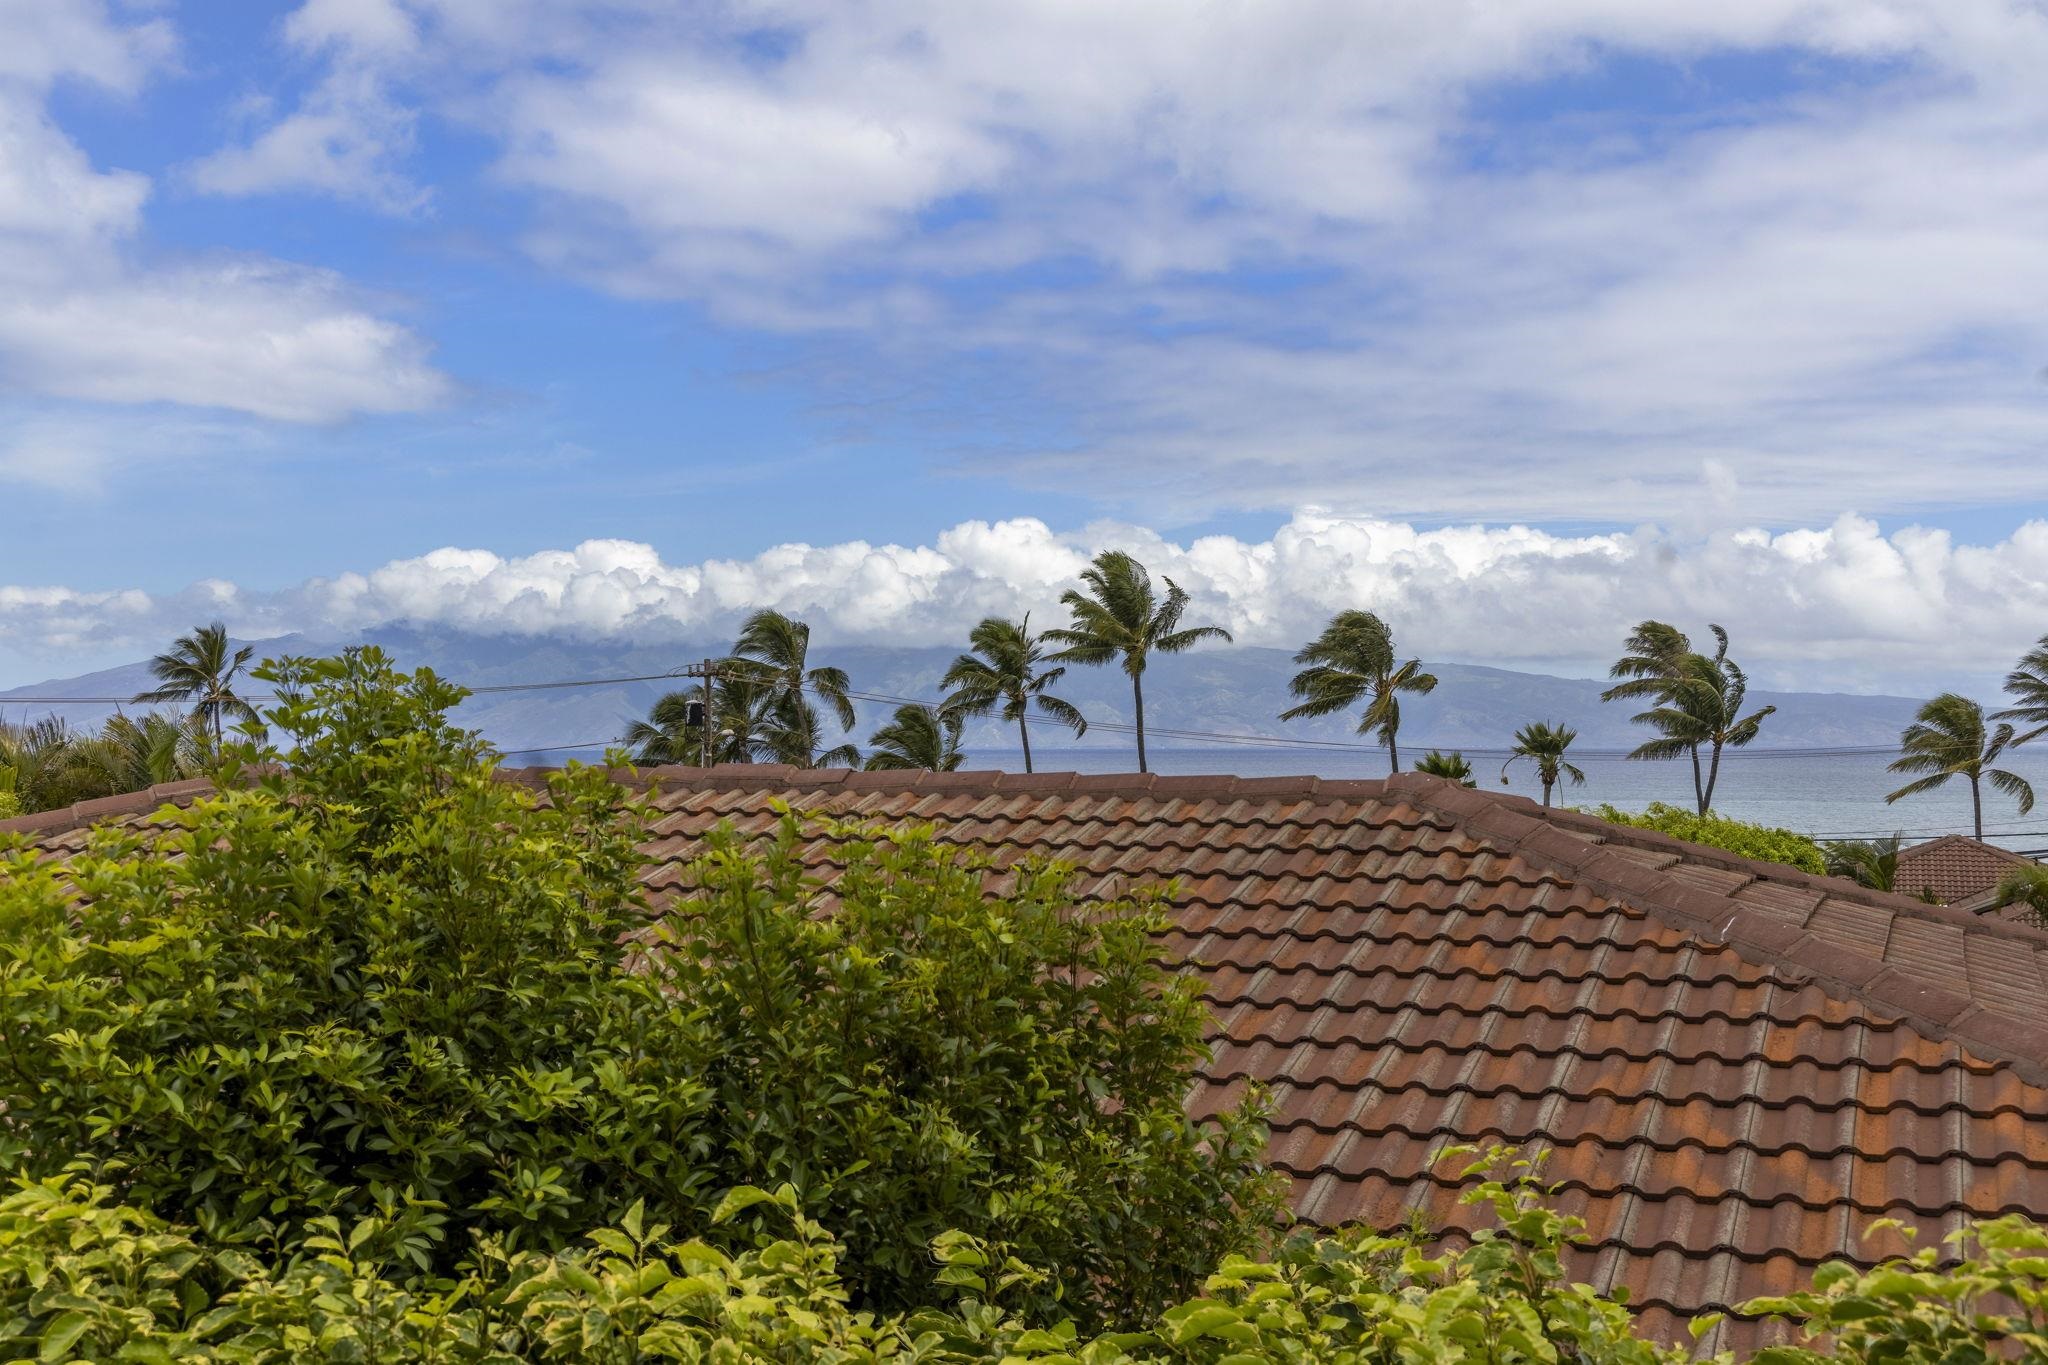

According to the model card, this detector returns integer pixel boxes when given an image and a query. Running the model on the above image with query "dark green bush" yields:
[1592,802,1827,875]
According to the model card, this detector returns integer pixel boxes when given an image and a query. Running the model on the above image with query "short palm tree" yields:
[1996,633,2048,745]
[1413,750,1476,787]
[626,673,779,766]
[940,615,1087,773]
[1993,864,2048,929]
[1886,693,2034,840]
[94,712,207,791]
[1499,721,1586,807]
[1619,626,1773,816]
[1278,610,1436,774]
[1045,551,1231,773]
[764,694,861,769]
[133,622,259,746]
[863,703,965,772]
[1821,834,1938,900]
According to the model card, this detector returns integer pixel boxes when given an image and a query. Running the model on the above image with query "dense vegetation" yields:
[1,651,2040,1360]
[1590,802,1828,875]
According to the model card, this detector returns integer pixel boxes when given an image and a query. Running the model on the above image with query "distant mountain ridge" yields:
[0,625,1926,763]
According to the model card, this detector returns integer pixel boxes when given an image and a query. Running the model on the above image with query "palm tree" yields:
[863,704,965,772]
[1602,621,1702,808]
[1499,721,1586,807]
[1992,864,2048,929]
[1278,610,1436,774]
[94,712,207,791]
[1413,750,1476,787]
[134,622,259,746]
[764,696,861,769]
[627,672,781,766]
[1045,551,1231,773]
[1995,633,2048,745]
[940,615,1087,773]
[1617,626,1773,816]
[1821,834,1932,898]
[728,609,858,771]
[1886,693,2035,840]
[730,609,855,728]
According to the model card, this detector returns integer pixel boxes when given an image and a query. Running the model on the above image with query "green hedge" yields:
[1591,802,1827,875]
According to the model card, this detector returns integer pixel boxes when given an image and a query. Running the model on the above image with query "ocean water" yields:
[957,745,2048,853]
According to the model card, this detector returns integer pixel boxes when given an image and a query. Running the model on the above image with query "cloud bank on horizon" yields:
[7,511,2047,696]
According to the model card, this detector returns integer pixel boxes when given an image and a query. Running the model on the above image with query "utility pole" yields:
[700,657,714,769]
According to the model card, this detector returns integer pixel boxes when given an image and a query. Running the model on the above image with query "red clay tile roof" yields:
[1894,834,2036,907]
[9,767,2048,1354]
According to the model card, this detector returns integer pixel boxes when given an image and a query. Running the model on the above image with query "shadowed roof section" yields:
[1894,833,2037,908]
[8,765,2048,1352]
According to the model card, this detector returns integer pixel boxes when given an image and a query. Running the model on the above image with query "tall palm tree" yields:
[1500,721,1586,807]
[1278,610,1436,774]
[863,704,965,772]
[1886,693,2035,840]
[134,622,259,746]
[1413,750,1476,787]
[1617,626,1773,816]
[1045,551,1232,773]
[1602,621,1702,808]
[728,609,858,771]
[730,609,855,728]
[1995,633,2048,745]
[940,615,1087,773]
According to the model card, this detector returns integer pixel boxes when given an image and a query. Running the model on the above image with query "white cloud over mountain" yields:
[7,511,2047,694]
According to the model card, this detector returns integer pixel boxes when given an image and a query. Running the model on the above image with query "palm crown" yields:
[1044,551,1231,773]
[1995,633,2048,746]
[1500,720,1585,807]
[1886,692,2034,840]
[940,614,1086,773]
[1278,610,1437,773]
[133,621,259,746]
[863,703,965,772]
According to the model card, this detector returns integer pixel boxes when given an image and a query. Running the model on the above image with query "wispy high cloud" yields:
[0,2,445,427]
[6,511,2046,694]
[182,0,2048,523]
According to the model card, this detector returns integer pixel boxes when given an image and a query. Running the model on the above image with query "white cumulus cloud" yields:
[6,511,2048,694]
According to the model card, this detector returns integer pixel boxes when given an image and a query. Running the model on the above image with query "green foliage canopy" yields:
[1592,802,1827,875]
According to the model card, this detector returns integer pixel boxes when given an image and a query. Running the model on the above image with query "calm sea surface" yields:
[958,745,2048,853]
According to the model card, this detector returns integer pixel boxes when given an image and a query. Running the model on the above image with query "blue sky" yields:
[5,1,2048,690]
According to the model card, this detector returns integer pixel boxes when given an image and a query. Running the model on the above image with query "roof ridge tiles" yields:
[1381,772,2048,1086]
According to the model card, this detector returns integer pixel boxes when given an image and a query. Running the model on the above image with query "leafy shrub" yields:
[0,1150,1695,1363]
[0,650,712,1272]
[657,815,1281,1327]
[1592,802,1827,875]
[0,646,1277,1329]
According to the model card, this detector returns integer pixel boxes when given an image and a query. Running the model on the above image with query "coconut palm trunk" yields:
[1017,712,1034,773]
[1132,671,1148,773]
[1971,772,1984,840]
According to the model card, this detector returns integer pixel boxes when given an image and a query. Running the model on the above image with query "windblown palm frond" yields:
[1996,634,2048,745]
[732,609,857,731]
